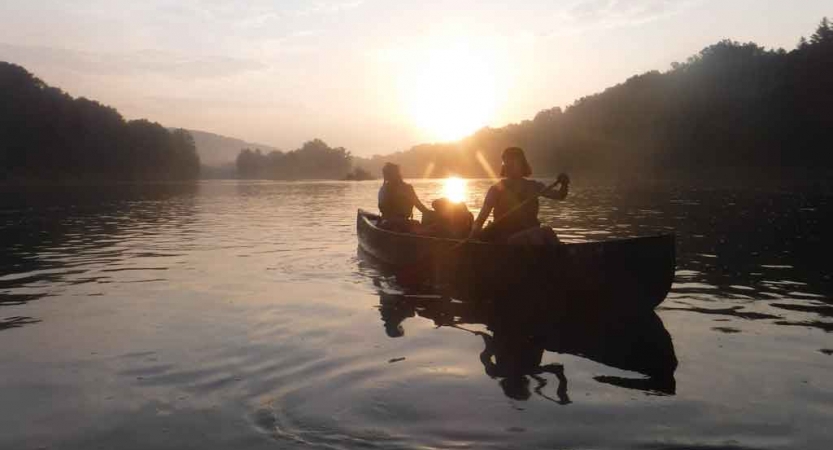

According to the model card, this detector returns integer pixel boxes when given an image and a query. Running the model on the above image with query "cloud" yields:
[0,43,266,80]
[139,94,293,111]
[553,0,701,34]
[165,0,365,24]
[296,1,365,16]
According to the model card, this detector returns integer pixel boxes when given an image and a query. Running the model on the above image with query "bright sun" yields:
[405,44,498,142]
[443,176,467,203]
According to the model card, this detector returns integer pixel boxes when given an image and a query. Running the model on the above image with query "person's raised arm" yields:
[378,185,387,215]
[469,187,497,239]
[538,173,570,200]
[408,185,431,215]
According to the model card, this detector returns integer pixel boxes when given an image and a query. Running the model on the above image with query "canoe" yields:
[357,209,675,311]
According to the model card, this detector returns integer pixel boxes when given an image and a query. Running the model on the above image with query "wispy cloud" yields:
[296,1,365,16]
[0,43,266,80]
[164,0,366,25]
[551,0,702,34]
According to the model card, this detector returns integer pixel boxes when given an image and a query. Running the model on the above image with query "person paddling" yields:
[378,162,431,231]
[469,147,570,243]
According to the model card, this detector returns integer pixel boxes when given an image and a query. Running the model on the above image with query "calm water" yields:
[1,180,832,449]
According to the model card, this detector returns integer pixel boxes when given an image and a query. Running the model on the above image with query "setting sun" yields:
[404,44,499,142]
[442,176,467,203]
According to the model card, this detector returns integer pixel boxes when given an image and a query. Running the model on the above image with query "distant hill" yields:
[185,129,279,166]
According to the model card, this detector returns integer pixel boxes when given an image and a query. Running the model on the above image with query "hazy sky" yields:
[1,1,829,155]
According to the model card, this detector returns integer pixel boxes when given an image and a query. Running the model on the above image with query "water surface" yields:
[1,180,831,449]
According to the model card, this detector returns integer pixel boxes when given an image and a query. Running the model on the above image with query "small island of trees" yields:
[236,139,355,180]
[343,167,374,181]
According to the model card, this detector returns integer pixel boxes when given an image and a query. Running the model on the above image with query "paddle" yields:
[395,176,568,285]
[446,323,484,336]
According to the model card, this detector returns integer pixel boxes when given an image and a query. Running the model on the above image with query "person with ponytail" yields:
[378,162,430,231]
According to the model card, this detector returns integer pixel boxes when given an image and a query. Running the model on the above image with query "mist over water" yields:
[1,180,832,449]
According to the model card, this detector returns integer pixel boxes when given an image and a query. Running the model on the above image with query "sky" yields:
[0,1,829,156]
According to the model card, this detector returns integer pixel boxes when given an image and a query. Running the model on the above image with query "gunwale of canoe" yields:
[357,209,675,310]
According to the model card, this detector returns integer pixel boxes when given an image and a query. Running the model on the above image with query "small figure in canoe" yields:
[378,162,473,238]
[470,147,570,244]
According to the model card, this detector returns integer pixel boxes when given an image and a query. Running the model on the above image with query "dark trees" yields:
[235,139,353,180]
[0,62,200,182]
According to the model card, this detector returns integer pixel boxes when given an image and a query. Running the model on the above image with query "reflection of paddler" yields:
[373,291,677,399]
[379,292,416,337]
[476,329,570,404]
[379,292,474,336]
[377,293,569,403]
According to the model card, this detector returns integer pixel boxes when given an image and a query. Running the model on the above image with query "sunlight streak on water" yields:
[441,177,467,203]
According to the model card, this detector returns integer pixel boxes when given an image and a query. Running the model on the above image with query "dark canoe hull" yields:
[357,209,675,311]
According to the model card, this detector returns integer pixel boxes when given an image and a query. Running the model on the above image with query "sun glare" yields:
[443,177,467,203]
[404,44,499,142]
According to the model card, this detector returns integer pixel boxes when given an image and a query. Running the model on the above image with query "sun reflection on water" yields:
[443,177,467,203]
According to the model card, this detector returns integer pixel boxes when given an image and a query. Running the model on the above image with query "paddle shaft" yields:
[471,178,563,243]
[448,324,482,336]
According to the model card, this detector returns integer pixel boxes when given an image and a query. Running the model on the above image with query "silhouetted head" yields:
[385,323,405,338]
[499,376,532,400]
[431,198,451,213]
[382,163,403,183]
[500,147,532,179]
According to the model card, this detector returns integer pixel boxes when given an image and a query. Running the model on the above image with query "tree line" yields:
[236,139,352,180]
[0,62,200,183]
[356,18,833,183]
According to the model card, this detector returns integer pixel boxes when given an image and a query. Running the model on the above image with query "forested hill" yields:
[0,62,200,183]
[357,19,833,182]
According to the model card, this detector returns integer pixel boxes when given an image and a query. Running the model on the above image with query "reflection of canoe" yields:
[377,292,678,395]
[358,209,675,310]
[540,310,677,393]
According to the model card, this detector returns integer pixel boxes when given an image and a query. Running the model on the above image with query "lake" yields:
[1,179,832,449]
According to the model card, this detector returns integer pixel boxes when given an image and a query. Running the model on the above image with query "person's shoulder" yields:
[485,183,501,200]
